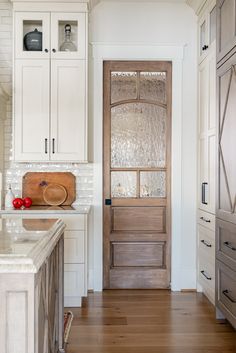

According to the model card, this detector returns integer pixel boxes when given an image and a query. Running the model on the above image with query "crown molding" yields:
[186,0,207,15]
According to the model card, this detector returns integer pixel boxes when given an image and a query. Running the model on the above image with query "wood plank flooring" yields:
[66,290,236,353]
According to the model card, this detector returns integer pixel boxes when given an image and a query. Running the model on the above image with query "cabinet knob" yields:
[202,45,209,51]
[44,49,48,53]
[52,48,56,53]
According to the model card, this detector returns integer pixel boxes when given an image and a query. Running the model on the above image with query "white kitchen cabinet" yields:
[13,4,88,163]
[197,0,216,306]
[198,0,216,63]
[14,59,50,161]
[14,11,86,60]
[198,47,216,215]
[50,60,87,161]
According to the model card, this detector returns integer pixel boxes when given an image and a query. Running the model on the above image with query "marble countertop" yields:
[0,217,65,273]
[0,205,91,214]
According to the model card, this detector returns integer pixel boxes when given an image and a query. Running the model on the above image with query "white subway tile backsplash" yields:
[0,2,94,206]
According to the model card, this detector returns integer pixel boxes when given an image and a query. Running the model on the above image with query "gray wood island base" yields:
[0,217,66,353]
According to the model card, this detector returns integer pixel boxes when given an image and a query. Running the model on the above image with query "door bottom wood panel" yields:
[110,268,170,289]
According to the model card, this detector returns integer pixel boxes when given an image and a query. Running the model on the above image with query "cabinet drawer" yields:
[198,224,215,262]
[64,230,84,264]
[216,219,236,271]
[64,264,85,298]
[198,252,215,289]
[198,210,215,231]
[216,260,236,328]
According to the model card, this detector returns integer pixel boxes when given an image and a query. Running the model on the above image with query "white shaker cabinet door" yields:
[50,59,87,162]
[14,60,50,161]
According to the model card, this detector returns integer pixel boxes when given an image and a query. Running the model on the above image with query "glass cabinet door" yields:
[50,13,86,59]
[200,19,207,56]
[15,12,50,59]
[210,6,216,45]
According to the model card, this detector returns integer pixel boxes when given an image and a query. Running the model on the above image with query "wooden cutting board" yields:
[22,172,76,206]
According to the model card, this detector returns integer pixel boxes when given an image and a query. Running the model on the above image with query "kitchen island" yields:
[0,216,66,353]
[0,206,91,307]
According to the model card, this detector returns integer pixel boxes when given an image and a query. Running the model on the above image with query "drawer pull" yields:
[222,290,236,303]
[200,216,211,223]
[201,182,208,205]
[201,239,212,247]
[200,270,211,280]
[224,241,236,251]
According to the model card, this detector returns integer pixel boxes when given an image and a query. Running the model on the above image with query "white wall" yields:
[89,1,198,290]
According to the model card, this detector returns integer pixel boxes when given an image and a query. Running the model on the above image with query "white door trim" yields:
[91,42,184,291]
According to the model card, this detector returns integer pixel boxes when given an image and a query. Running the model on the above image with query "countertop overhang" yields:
[0,205,91,214]
[0,217,66,273]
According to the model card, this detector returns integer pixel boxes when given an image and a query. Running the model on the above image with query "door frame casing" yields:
[91,43,186,291]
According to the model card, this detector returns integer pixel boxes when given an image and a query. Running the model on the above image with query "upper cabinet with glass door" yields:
[15,12,50,59]
[199,0,216,63]
[15,12,86,60]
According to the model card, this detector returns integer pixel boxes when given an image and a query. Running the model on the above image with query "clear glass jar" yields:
[60,24,76,52]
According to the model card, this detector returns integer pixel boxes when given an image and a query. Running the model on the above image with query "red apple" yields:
[12,198,24,209]
[23,197,32,208]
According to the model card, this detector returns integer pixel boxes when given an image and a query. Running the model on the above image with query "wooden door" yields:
[103,61,172,289]
[50,59,87,162]
[217,0,236,64]
[217,52,236,225]
[14,59,50,162]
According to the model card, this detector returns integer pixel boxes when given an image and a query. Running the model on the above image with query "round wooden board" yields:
[43,183,68,206]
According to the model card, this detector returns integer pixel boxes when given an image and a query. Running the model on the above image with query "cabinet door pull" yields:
[201,239,212,247]
[52,138,55,154]
[201,182,208,205]
[200,216,211,223]
[224,241,236,251]
[200,270,211,280]
[52,48,56,53]
[222,290,236,303]
[45,138,48,154]
[44,49,48,53]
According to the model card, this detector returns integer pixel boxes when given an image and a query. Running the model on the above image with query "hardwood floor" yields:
[66,290,236,353]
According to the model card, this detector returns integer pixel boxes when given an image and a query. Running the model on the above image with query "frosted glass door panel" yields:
[111,72,137,103]
[140,171,166,198]
[140,72,166,103]
[111,103,166,168]
[111,172,136,198]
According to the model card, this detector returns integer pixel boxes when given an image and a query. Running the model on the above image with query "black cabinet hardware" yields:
[224,241,236,251]
[222,290,236,303]
[200,270,211,280]
[202,45,209,51]
[200,216,211,223]
[201,182,208,205]
[44,49,48,53]
[105,199,112,205]
[45,138,48,154]
[201,239,212,247]
[52,48,56,53]
[52,138,55,154]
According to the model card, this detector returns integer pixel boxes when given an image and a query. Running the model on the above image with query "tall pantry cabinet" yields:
[12,2,88,162]
[216,0,236,329]
[197,0,217,305]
